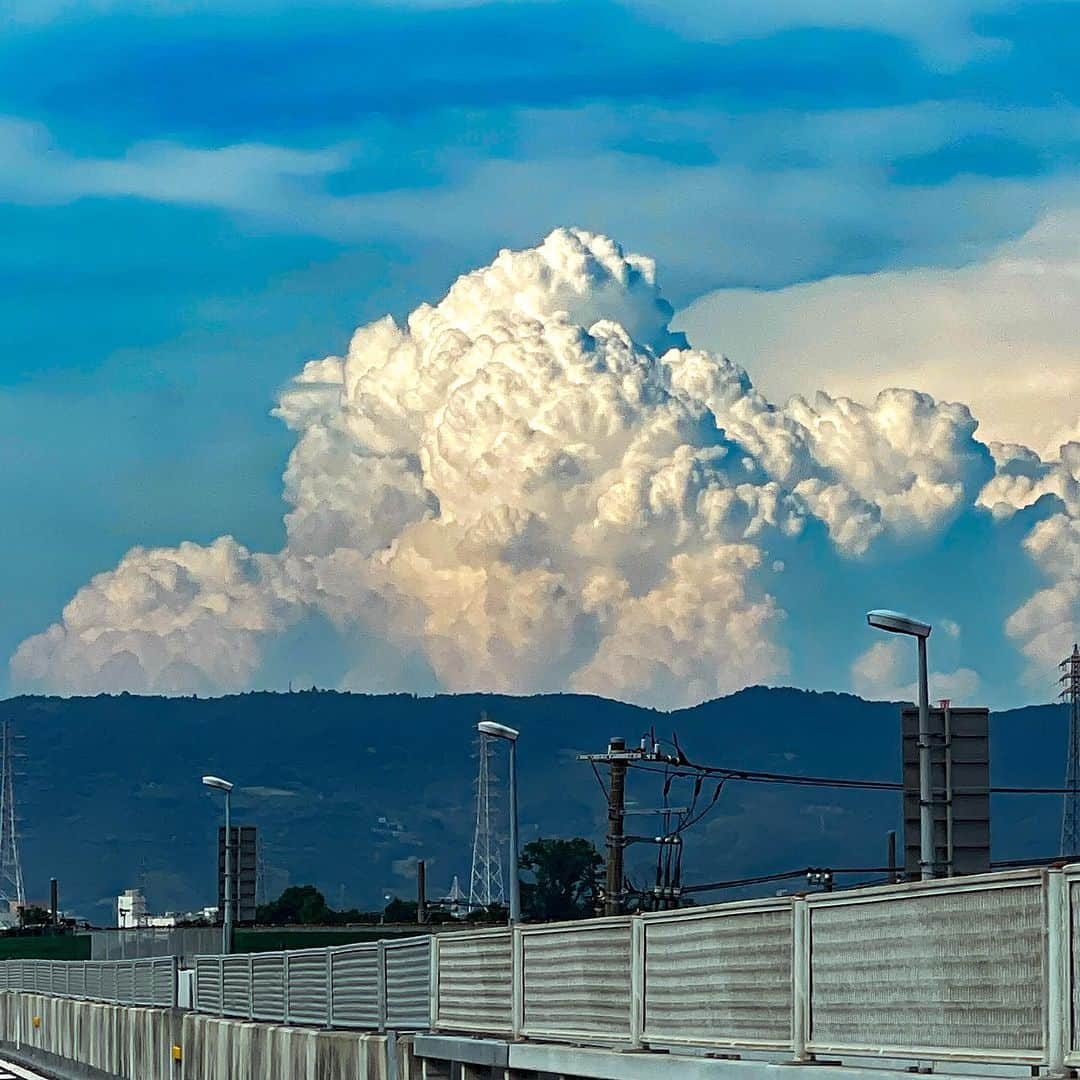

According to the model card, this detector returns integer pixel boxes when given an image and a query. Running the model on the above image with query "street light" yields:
[202,775,235,953]
[867,609,934,880]
[477,719,521,923]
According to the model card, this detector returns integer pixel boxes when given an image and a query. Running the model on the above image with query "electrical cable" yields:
[626,761,902,790]
[682,865,897,893]
[625,758,1080,796]
[589,760,609,800]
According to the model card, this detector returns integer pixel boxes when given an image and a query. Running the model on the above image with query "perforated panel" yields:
[643,901,793,1049]
[329,945,381,1029]
[196,957,223,1014]
[286,950,329,1025]
[385,938,432,1030]
[222,955,252,1017]
[809,882,1045,1058]
[252,953,286,1021]
[522,920,632,1041]
[0,957,175,1007]
[437,929,514,1034]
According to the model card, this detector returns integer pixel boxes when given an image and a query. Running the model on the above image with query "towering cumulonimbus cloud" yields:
[11,228,1074,706]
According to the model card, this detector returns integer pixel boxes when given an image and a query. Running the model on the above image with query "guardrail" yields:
[0,957,177,1008]
[192,936,431,1031]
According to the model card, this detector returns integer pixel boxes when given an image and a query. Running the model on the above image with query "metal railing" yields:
[10,863,1080,1069]
[0,957,177,1008]
[432,866,1079,1068]
[192,936,432,1031]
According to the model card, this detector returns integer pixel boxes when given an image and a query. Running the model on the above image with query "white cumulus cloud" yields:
[10,227,1066,707]
[851,638,981,703]
[677,212,1080,457]
[12,538,300,695]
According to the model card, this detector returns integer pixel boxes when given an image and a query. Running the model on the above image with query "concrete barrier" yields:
[0,990,400,1079]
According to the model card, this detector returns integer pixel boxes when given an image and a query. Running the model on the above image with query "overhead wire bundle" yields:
[590,724,1075,910]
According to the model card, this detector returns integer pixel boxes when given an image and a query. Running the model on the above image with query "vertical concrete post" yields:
[377,940,388,1034]
[792,897,811,1062]
[511,925,524,1040]
[326,949,334,1030]
[429,934,440,1032]
[284,953,291,1025]
[1048,869,1070,1076]
[629,915,644,1049]
[248,955,255,1021]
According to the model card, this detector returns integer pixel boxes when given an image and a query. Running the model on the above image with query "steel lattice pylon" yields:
[0,720,25,914]
[1061,644,1080,856]
[468,724,505,911]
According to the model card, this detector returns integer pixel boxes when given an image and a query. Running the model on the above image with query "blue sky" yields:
[3,0,1080,707]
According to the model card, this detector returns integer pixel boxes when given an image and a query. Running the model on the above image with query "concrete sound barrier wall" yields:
[0,991,399,1079]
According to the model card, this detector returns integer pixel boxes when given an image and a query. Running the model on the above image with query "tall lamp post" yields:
[867,609,934,880]
[477,720,521,923]
[202,775,235,953]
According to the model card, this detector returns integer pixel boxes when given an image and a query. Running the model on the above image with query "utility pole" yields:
[1061,644,1080,856]
[578,736,644,916]
[605,738,627,916]
[578,734,711,913]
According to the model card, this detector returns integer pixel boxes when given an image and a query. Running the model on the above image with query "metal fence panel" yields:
[385,938,432,1030]
[103,962,119,1003]
[436,928,514,1035]
[86,962,103,1001]
[153,958,176,1007]
[642,899,793,1050]
[285,949,329,1026]
[222,955,253,1018]
[0,957,176,1008]
[329,944,381,1029]
[116,961,134,1003]
[92,927,220,964]
[195,957,223,1014]
[808,873,1046,1061]
[132,959,153,1005]
[252,953,286,1022]
[1065,871,1080,1064]
[521,918,632,1042]
[69,963,86,1000]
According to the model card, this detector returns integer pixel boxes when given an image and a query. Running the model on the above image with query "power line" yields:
[994,786,1080,795]
[990,855,1080,868]
[681,865,895,894]
[626,760,901,790]
[627,760,1080,796]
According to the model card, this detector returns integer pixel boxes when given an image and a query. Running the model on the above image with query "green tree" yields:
[464,902,507,923]
[17,905,51,928]
[519,837,603,922]
[383,897,418,923]
[256,885,331,925]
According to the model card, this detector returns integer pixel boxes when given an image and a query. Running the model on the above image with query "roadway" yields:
[0,1059,55,1080]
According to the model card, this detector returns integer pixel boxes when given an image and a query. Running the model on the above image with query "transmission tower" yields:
[468,726,505,911]
[1062,644,1080,856]
[0,720,26,913]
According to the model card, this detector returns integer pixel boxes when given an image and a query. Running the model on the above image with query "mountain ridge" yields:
[1,686,1067,919]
